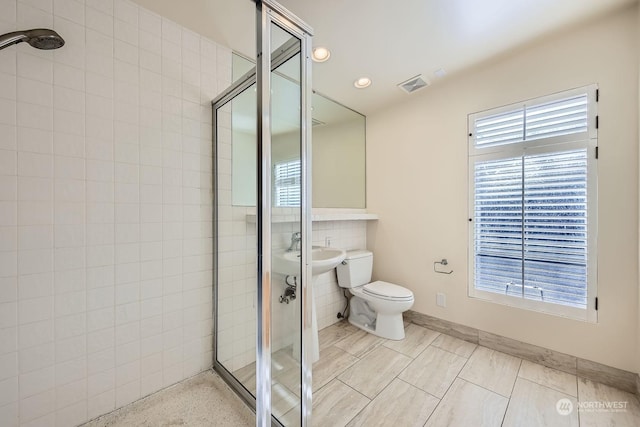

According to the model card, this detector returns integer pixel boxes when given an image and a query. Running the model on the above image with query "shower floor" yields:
[81,370,253,427]
[83,321,640,426]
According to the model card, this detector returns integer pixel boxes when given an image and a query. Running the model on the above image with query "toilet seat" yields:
[362,280,413,302]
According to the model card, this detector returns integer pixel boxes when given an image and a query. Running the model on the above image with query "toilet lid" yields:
[363,281,413,301]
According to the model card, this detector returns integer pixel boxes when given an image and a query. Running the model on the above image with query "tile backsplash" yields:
[312,220,367,330]
[0,0,230,425]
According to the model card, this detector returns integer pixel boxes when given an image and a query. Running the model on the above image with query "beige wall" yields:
[367,5,639,371]
[271,124,367,209]
[313,119,366,208]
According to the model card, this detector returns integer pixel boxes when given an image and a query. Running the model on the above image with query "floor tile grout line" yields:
[352,338,386,360]
[516,376,579,400]
[337,344,412,401]
[499,358,522,427]
[425,339,475,360]
[319,326,360,350]
[380,342,414,359]
[421,345,480,426]
[431,337,477,359]
[396,351,467,399]
[454,376,514,400]
[517,370,579,398]
[577,380,582,427]
[326,346,363,388]
[340,369,409,426]
[457,346,524,398]
[382,329,442,359]
[506,358,523,397]
[322,377,373,426]
[395,376,441,401]
[335,377,371,402]
[333,378,373,426]
[394,342,461,394]
[383,332,443,360]
[499,396,511,426]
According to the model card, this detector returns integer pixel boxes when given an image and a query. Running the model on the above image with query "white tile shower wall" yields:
[214,103,257,373]
[0,0,230,425]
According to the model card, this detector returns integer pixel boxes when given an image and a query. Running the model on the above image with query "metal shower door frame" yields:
[256,1,313,426]
[211,1,313,426]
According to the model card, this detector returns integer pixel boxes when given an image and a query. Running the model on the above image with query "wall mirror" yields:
[231,54,366,208]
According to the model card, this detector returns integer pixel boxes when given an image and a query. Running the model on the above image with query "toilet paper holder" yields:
[434,259,453,274]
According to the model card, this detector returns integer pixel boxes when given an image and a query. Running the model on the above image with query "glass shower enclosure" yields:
[211,1,312,426]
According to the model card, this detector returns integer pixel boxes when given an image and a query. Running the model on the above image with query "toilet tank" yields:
[336,250,373,288]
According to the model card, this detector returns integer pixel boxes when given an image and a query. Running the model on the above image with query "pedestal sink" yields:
[273,246,347,276]
[273,246,346,362]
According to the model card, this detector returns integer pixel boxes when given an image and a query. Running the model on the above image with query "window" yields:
[468,85,598,322]
[274,159,301,207]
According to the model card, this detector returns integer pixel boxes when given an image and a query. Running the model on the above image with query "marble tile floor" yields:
[86,321,640,426]
[273,321,640,426]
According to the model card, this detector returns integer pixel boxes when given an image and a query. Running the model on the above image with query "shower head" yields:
[0,29,65,51]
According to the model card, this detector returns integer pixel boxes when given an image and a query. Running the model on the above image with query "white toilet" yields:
[336,250,414,340]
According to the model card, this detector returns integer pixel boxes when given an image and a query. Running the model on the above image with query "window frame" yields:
[468,85,598,323]
[273,158,302,207]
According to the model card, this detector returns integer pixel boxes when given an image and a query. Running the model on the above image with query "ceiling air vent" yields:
[397,74,429,94]
[312,118,326,127]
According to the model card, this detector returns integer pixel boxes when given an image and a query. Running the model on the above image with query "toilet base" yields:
[348,312,406,341]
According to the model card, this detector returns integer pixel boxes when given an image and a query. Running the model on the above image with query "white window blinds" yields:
[473,149,589,308]
[525,95,588,141]
[475,110,524,148]
[473,156,524,293]
[473,94,589,149]
[274,159,301,207]
[469,85,597,321]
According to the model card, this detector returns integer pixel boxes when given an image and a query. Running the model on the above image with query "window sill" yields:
[469,288,597,323]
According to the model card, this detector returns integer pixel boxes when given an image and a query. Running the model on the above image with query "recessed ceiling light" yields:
[312,47,331,62]
[354,77,371,89]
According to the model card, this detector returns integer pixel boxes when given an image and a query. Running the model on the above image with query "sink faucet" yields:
[287,232,301,252]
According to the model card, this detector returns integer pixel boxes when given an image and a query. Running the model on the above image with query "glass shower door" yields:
[212,82,259,400]
[256,8,312,424]
[267,24,303,425]
[212,1,312,425]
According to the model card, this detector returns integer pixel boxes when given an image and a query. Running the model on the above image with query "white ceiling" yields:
[133,0,636,115]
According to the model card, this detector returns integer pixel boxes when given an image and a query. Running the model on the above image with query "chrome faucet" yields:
[287,232,301,252]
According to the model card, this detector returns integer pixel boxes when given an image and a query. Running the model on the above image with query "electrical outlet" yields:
[436,292,446,307]
[325,236,332,247]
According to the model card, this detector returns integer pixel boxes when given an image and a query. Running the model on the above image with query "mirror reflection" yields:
[231,54,366,209]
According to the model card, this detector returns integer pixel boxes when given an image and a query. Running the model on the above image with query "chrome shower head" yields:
[25,29,65,50]
[0,29,65,51]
